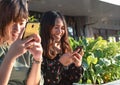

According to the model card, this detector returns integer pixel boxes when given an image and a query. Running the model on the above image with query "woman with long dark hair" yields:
[40,11,84,85]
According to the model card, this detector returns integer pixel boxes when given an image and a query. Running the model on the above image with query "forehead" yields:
[55,18,63,25]
[15,18,27,23]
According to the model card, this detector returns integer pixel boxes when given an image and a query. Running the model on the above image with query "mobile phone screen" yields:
[22,22,40,39]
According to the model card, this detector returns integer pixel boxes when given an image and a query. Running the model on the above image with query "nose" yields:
[57,28,62,34]
[12,23,21,32]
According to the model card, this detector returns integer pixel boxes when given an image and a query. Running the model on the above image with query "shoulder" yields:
[0,45,8,56]
[0,45,9,64]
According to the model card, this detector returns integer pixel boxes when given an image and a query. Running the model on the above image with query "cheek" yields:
[61,30,65,35]
[5,25,12,40]
[51,29,56,35]
[9,24,13,33]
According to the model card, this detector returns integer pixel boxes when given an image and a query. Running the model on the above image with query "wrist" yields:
[59,59,68,66]
[75,63,81,67]
[5,52,17,61]
[33,58,42,64]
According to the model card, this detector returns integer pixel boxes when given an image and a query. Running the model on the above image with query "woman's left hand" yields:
[28,34,43,62]
[72,49,83,67]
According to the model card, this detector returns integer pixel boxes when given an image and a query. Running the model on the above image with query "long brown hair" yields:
[0,0,28,45]
[40,11,72,59]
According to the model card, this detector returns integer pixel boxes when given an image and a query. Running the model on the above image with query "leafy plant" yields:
[28,16,39,22]
[69,36,120,84]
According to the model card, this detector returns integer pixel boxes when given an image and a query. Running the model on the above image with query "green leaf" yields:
[87,79,92,84]
[87,55,98,65]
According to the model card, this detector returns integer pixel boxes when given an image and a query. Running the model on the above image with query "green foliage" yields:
[69,36,120,84]
[28,16,38,22]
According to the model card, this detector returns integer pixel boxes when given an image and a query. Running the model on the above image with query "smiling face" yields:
[11,19,27,42]
[51,18,65,43]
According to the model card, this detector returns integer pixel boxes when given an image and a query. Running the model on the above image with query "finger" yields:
[73,54,82,63]
[26,41,41,49]
[74,48,80,53]
[33,34,41,42]
[71,52,78,57]
[79,49,84,56]
[73,53,82,59]
[73,56,79,62]
[22,36,34,44]
[73,56,82,67]
[26,34,41,43]
[25,41,34,49]
[18,27,25,39]
[32,42,41,48]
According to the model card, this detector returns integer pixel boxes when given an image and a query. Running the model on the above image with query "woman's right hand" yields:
[59,53,73,66]
[7,29,35,60]
[27,34,43,62]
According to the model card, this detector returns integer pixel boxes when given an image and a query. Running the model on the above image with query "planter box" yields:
[73,80,120,85]
[103,80,120,85]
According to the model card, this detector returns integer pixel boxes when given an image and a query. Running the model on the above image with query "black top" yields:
[42,54,84,85]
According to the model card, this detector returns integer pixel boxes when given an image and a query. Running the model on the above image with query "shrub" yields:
[69,36,120,84]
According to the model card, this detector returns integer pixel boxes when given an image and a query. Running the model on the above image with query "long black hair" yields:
[40,11,72,59]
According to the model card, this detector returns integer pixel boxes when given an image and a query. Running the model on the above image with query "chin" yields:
[55,39,61,43]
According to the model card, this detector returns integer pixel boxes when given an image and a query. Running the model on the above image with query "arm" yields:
[0,32,36,85]
[60,51,84,83]
[41,53,74,84]
[26,60,42,85]
[42,53,80,84]
[26,34,43,85]
[0,53,16,85]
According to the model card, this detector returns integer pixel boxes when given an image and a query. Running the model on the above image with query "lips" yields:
[12,32,19,36]
[54,35,61,40]
[12,31,20,38]
[55,34,62,38]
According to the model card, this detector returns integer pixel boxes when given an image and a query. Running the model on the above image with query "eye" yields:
[20,22,24,25]
[61,26,65,30]
[54,26,59,29]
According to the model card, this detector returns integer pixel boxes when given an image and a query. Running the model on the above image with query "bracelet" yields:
[33,59,41,64]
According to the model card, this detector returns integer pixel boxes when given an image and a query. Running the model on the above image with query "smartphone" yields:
[74,46,84,56]
[22,22,40,39]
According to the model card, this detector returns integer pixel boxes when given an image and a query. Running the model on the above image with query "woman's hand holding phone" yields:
[27,34,43,62]
[72,46,84,67]
[22,22,43,62]
[74,46,84,56]
[22,22,40,48]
